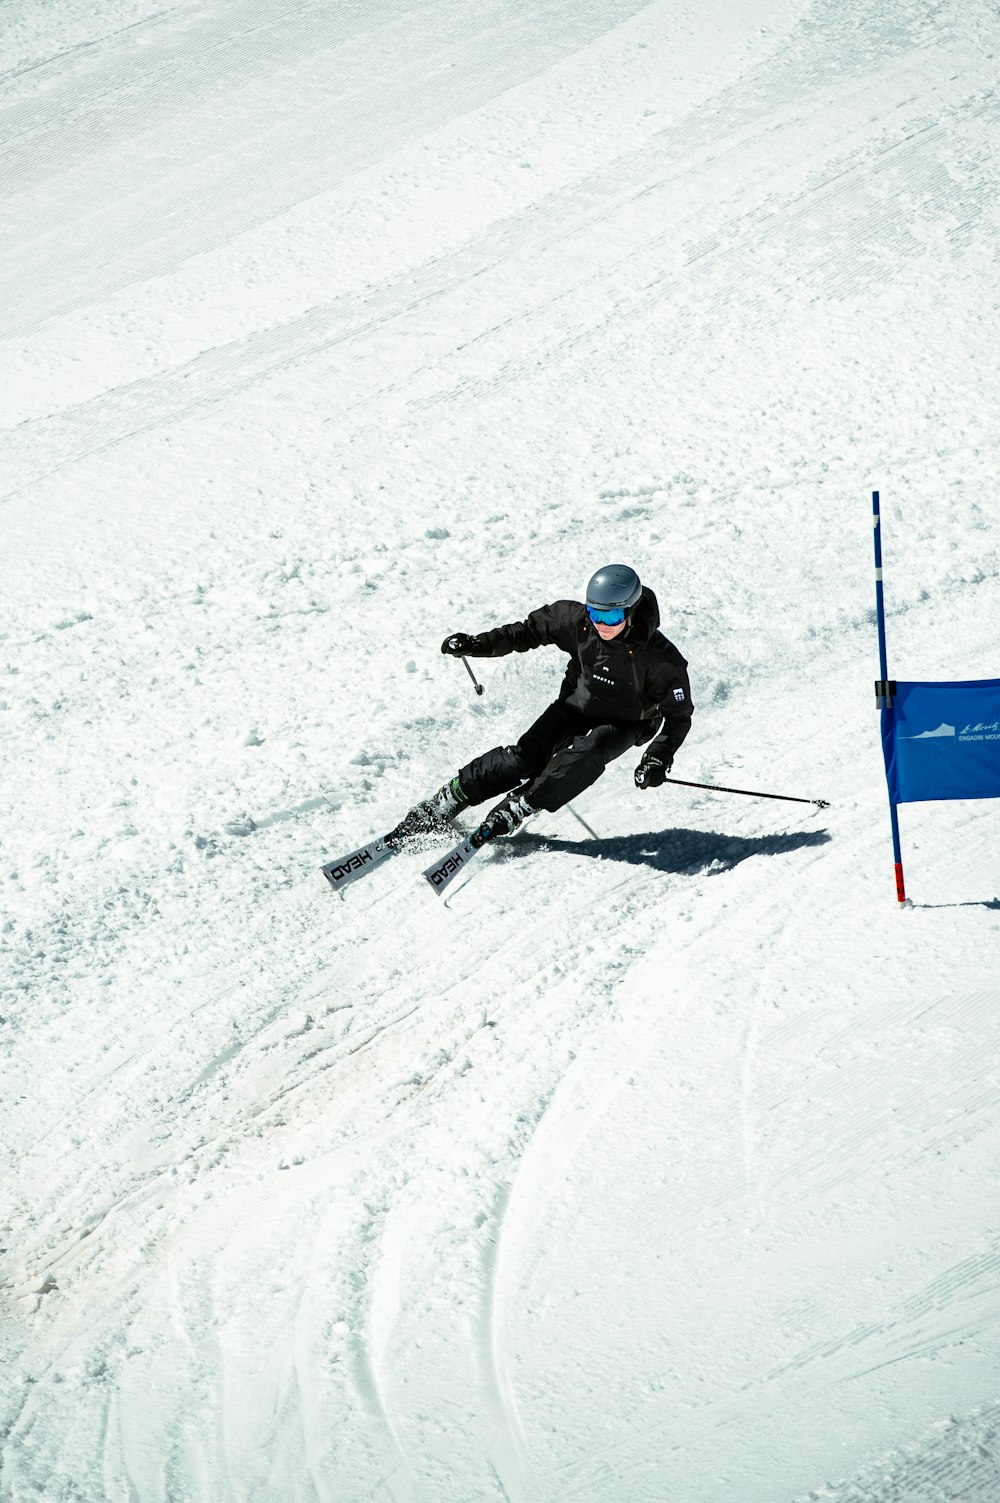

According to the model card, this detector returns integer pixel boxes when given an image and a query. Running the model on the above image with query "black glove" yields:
[441,632,488,657]
[634,749,672,789]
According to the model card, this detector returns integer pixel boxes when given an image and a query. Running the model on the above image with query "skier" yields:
[388,563,693,849]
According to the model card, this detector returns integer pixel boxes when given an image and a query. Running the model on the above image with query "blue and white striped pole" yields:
[873,490,907,905]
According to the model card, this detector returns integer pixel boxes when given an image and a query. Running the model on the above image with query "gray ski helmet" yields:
[586,563,642,612]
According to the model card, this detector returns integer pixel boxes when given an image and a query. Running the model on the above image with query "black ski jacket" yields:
[472,589,693,760]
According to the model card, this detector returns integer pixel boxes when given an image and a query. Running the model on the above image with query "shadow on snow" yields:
[502,826,832,878]
[913,897,1000,911]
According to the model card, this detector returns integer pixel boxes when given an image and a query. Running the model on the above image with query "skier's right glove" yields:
[634,749,671,789]
[441,632,489,657]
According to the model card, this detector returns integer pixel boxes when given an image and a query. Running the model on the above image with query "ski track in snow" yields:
[479,1181,531,1502]
[0,0,656,336]
[3,0,1000,1499]
[3,45,997,504]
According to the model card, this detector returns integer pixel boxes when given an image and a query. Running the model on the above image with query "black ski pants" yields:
[457,700,641,814]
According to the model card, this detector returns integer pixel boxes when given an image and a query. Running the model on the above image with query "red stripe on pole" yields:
[894,863,907,905]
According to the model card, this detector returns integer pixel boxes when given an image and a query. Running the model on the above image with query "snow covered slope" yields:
[2,0,1000,1499]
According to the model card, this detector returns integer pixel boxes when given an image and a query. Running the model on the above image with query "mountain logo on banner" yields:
[900,719,1000,743]
[900,723,955,740]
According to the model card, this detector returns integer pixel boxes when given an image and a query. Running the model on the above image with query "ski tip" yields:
[422,838,477,898]
[320,839,393,895]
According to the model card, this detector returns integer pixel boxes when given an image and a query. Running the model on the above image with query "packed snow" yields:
[2,0,1000,1499]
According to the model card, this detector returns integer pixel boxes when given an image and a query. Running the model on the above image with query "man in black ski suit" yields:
[389,563,693,848]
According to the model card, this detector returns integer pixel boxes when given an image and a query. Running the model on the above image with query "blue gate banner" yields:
[883,678,1000,804]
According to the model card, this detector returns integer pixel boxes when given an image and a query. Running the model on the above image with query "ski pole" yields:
[462,656,484,695]
[662,776,829,809]
[565,802,600,840]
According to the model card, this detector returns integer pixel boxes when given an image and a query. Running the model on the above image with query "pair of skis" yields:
[321,826,484,901]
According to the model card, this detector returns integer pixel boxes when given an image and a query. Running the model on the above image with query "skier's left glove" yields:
[635,749,671,789]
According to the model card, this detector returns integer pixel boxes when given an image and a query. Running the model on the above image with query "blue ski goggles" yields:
[587,605,626,625]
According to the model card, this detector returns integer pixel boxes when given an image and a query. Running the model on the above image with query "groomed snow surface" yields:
[2,0,1000,1498]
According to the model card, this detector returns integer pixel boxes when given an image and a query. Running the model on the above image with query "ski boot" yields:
[469,790,537,849]
[386,776,469,847]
